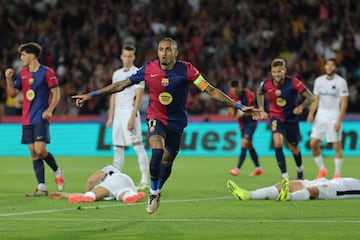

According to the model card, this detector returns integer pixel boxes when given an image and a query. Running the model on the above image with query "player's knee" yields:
[310,139,320,150]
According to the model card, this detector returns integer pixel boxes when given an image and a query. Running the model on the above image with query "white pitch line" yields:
[2,217,360,224]
[0,196,232,217]
[1,196,360,224]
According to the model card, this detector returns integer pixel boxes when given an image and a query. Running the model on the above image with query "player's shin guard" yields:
[249,148,260,167]
[33,159,45,184]
[149,149,164,191]
[293,151,302,168]
[158,163,173,190]
[275,147,287,174]
[237,148,246,168]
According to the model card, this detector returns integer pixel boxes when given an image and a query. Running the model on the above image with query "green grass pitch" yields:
[0,155,359,239]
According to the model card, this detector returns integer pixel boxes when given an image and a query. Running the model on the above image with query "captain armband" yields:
[193,75,209,92]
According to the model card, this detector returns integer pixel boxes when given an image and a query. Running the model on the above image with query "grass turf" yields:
[0,155,359,240]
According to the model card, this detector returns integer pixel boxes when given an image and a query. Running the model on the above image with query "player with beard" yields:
[257,58,313,180]
[307,58,349,179]
[72,38,260,214]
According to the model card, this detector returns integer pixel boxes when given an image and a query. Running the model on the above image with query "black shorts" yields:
[21,121,50,144]
[147,119,182,156]
[270,118,300,146]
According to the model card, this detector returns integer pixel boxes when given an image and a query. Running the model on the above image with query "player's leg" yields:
[227,180,280,200]
[146,119,166,213]
[285,122,304,179]
[332,141,343,178]
[133,140,149,190]
[157,128,182,192]
[112,119,128,170]
[327,124,343,178]
[247,129,262,177]
[229,136,247,176]
[22,125,47,196]
[132,115,149,189]
[34,122,64,191]
[27,143,48,196]
[310,121,328,178]
[245,123,262,175]
[271,119,288,179]
[273,132,288,178]
[278,181,310,201]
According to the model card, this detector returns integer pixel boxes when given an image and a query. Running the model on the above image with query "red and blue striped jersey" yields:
[259,76,306,122]
[228,88,257,130]
[130,60,200,132]
[14,65,58,125]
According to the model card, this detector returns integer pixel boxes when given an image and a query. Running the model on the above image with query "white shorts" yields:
[310,120,342,143]
[98,172,137,200]
[112,115,143,146]
[314,178,360,199]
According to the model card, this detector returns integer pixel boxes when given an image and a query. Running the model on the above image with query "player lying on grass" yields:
[49,165,145,203]
[227,177,360,201]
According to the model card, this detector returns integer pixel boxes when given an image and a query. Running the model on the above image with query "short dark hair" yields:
[18,42,42,58]
[230,80,241,88]
[122,44,136,53]
[325,58,338,67]
[271,58,286,68]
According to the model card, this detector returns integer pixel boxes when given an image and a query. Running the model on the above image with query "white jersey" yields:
[112,65,144,119]
[313,73,348,122]
[303,178,360,199]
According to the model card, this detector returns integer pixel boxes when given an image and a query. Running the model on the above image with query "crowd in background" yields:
[0,0,359,118]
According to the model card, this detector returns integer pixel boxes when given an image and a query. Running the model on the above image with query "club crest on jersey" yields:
[276,97,286,107]
[275,89,281,96]
[28,78,34,85]
[26,89,35,101]
[161,78,169,86]
[159,92,173,105]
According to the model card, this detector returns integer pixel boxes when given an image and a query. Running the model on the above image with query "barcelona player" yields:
[72,37,259,214]
[228,80,263,177]
[257,58,313,180]
[5,42,65,196]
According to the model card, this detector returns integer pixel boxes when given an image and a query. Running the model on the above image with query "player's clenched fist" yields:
[5,68,14,79]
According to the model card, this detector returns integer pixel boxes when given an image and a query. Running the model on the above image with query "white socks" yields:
[290,189,310,200]
[38,183,46,191]
[113,146,125,170]
[84,191,96,200]
[334,158,343,174]
[314,155,325,170]
[250,186,279,200]
[134,144,149,184]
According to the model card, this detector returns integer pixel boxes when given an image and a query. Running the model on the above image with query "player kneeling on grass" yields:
[227,177,360,201]
[49,165,145,203]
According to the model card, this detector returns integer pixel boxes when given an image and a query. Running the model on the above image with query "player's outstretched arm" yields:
[203,84,261,120]
[72,78,133,107]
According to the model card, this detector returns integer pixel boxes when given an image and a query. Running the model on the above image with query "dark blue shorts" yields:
[270,119,300,146]
[147,119,182,156]
[241,121,257,140]
[21,121,50,144]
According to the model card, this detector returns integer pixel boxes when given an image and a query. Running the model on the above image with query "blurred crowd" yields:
[0,0,359,118]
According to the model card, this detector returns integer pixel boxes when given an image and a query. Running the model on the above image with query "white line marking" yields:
[0,196,231,217]
[1,196,360,224]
